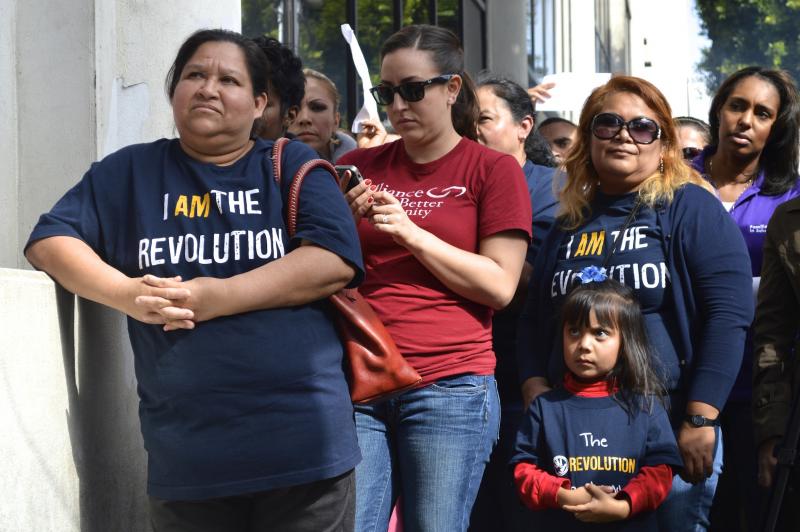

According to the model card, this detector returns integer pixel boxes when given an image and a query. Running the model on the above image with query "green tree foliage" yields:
[696,0,800,92]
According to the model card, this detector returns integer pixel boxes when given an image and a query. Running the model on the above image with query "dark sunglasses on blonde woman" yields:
[591,112,661,145]
[370,74,457,106]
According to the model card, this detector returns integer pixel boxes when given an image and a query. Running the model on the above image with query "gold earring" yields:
[659,156,664,174]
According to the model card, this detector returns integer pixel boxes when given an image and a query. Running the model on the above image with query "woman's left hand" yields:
[677,424,716,483]
[140,274,227,331]
[368,190,425,248]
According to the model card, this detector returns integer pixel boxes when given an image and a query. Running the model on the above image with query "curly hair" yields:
[251,35,305,119]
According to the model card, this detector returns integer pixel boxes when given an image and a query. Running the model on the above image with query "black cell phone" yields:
[335,165,364,192]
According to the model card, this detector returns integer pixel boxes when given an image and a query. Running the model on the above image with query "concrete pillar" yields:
[0,0,19,268]
[1,1,241,530]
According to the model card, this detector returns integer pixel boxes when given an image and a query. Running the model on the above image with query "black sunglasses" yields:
[682,147,703,160]
[591,112,662,145]
[370,74,457,106]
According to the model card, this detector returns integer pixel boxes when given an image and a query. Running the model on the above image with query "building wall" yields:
[1,2,240,530]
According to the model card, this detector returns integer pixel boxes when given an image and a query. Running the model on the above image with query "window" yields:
[243,0,484,126]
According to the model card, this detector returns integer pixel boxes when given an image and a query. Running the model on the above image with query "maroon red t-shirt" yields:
[338,138,532,384]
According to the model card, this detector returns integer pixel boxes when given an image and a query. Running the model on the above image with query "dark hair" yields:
[381,24,478,140]
[708,66,800,195]
[526,131,558,167]
[674,116,711,145]
[538,116,577,130]
[165,29,269,99]
[561,279,665,413]
[251,35,305,117]
[476,76,556,166]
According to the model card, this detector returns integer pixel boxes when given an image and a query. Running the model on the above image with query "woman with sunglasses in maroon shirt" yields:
[337,25,532,532]
[517,76,754,531]
[686,67,800,532]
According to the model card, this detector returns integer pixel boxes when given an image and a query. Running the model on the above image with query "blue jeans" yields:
[353,374,501,532]
[658,427,723,531]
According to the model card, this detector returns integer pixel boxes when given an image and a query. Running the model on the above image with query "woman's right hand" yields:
[521,376,552,408]
[344,176,375,224]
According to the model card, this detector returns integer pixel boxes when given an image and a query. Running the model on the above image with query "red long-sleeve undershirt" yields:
[513,375,673,516]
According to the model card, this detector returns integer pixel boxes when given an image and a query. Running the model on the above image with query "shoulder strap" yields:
[271,137,291,184]
[601,198,642,270]
[271,137,339,238]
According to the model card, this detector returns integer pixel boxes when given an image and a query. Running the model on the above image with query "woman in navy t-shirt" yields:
[26,29,364,531]
[517,76,753,531]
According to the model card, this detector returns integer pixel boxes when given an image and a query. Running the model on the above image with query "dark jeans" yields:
[149,469,355,532]
[469,402,539,532]
[709,401,761,532]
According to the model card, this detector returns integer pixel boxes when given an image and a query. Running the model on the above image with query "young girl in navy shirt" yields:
[511,273,682,530]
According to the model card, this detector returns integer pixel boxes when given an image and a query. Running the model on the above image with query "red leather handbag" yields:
[272,138,421,404]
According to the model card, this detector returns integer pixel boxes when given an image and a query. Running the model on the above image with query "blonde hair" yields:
[559,76,711,229]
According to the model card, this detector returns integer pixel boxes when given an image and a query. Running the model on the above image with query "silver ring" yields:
[382,214,388,224]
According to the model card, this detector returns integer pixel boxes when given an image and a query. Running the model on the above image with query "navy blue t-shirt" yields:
[27,138,364,500]
[512,388,681,531]
[548,192,680,391]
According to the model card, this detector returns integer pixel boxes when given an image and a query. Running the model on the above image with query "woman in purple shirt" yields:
[691,66,800,531]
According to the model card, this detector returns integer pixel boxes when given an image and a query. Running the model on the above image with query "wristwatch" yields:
[684,414,720,427]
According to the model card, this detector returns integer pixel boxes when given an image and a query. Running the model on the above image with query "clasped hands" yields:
[125,274,224,331]
[558,483,631,523]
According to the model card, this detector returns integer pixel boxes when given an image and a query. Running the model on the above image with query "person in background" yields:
[24,29,363,531]
[674,116,711,161]
[469,75,559,531]
[752,196,800,531]
[688,66,800,532]
[251,35,305,140]
[517,75,753,531]
[288,68,357,161]
[340,24,532,532]
[355,117,401,149]
[513,277,682,530]
[537,117,578,165]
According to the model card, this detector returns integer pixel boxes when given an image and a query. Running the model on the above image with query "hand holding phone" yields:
[335,165,365,192]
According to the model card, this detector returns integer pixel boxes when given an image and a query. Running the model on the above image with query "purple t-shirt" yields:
[692,147,800,400]
[692,148,800,277]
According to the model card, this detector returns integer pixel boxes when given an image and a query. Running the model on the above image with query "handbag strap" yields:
[601,198,642,270]
[270,137,339,238]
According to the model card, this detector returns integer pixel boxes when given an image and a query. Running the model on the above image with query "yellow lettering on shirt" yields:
[174,195,188,217]
[190,193,210,218]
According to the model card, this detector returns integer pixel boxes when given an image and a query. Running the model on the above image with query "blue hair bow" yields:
[577,265,608,284]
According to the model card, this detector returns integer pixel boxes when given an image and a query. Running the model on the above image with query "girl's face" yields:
[589,91,663,195]
[717,76,779,159]
[288,77,340,158]
[476,86,531,163]
[378,47,461,145]
[171,41,266,152]
[563,310,621,381]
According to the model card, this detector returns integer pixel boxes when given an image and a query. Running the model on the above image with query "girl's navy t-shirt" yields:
[27,138,364,500]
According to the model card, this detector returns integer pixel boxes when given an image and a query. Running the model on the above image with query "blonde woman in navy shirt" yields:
[518,76,753,531]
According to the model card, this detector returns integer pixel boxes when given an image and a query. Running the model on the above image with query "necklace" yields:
[707,158,756,188]
[707,157,755,207]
